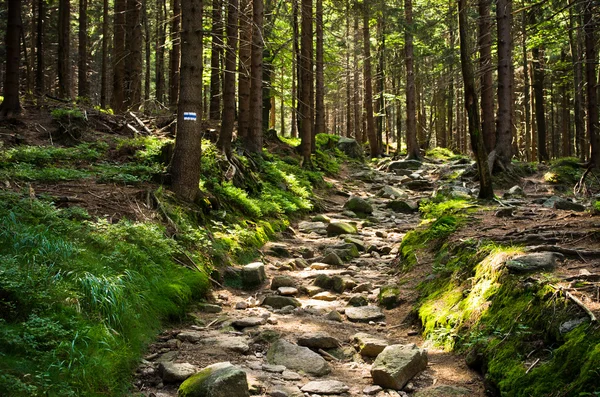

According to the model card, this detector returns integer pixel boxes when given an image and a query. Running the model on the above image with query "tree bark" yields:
[237,0,252,140]
[314,0,325,135]
[247,0,264,153]
[458,0,493,199]
[58,0,71,98]
[143,0,151,101]
[353,4,361,143]
[209,0,223,120]
[125,0,143,110]
[300,0,313,164]
[35,0,44,97]
[363,3,378,157]
[155,0,166,104]
[345,0,352,138]
[0,0,22,117]
[584,0,599,167]
[291,0,300,138]
[171,0,204,201]
[405,0,419,159]
[169,0,181,108]
[78,0,88,98]
[218,0,239,156]
[569,0,585,160]
[495,0,513,168]
[112,0,127,111]
[532,45,548,162]
[478,0,494,153]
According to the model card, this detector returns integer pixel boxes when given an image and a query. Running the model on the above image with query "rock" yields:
[346,305,385,322]
[197,303,223,313]
[278,287,298,296]
[303,285,324,297]
[313,291,338,301]
[267,339,331,376]
[378,186,408,199]
[345,237,366,251]
[495,207,514,218]
[312,214,331,223]
[505,252,563,273]
[348,295,369,307]
[297,332,340,349]
[332,276,351,293]
[241,262,266,288]
[203,336,250,354]
[269,385,304,397]
[325,310,344,322]
[387,160,422,172]
[386,200,419,213]
[281,370,303,381]
[337,137,364,159]
[371,344,428,390]
[554,199,585,212]
[344,196,374,214]
[363,385,383,395]
[178,362,249,397]
[177,331,204,343]
[353,282,373,293]
[262,295,301,309]
[300,380,349,395]
[353,332,389,357]
[298,221,328,233]
[559,317,588,334]
[271,275,296,290]
[262,364,286,373]
[158,362,197,383]
[321,252,345,266]
[326,222,358,236]
[503,185,525,198]
[232,317,268,328]
[310,262,330,270]
[341,210,358,218]
[413,385,472,397]
[379,285,402,309]
[156,351,178,363]
[328,243,360,260]
[314,274,334,289]
[267,243,292,258]
[405,180,433,191]
[294,258,309,268]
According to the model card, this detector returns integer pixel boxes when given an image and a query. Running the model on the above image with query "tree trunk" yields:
[376,0,385,152]
[584,0,599,167]
[300,0,313,164]
[458,0,493,199]
[125,0,143,110]
[353,5,361,143]
[314,0,325,135]
[532,45,548,162]
[345,0,352,138]
[495,0,513,168]
[247,0,264,153]
[522,11,531,161]
[143,0,151,101]
[209,0,223,120]
[291,0,299,138]
[405,0,419,159]
[363,3,378,157]
[237,0,252,140]
[0,0,22,117]
[78,0,88,98]
[171,0,204,201]
[112,0,127,111]
[58,0,71,98]
[169,0,181,108]
[478,0,494,153]
[218,0,238,156]
[155,0,166,104]
[35,0,44,97]
[569,0,585,160]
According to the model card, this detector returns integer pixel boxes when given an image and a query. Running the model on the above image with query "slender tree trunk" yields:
[78,0,88,98]
[345,0,352,138]
[569,1,585,160]
[300,0,313,164]
[291,0,299,138]
[143,0,151,101]
[495,0,513,168]
[58,0,71,98]
[155,0,166,104]
[237,0,252,140]
[209,0,223,119]
[447,0,455,150]
[458,0,493,198]
[171,0,204,201]
[314,0,325,135]
[532,45,548,162]
[376,0,385,151]
[125,0,143,110]
[405,0,419,159]
[0,0,22,117]
[561,50,571,157]
[478,0,494,152]
[247,0,264,153]
[218,0,238,156]
[35,0,44,97]
[169,0,181,108]
[584,0,599,166]
[353,5,361,142]
[363,3,378,157]
[112,0,127,111]
[100,0,109,107]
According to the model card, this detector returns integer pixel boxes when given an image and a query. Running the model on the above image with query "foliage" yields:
[544,157,584,185]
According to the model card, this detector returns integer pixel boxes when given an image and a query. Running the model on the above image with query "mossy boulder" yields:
[261,295,301,309]
[343,196,373,214]
[313,274,334,290]
[379,285,402,309]
[326,222,358,236]
[241,262,266,288]
[337,137,363,159]
[387,160,422,172]
[386,200,418,213]
[371,344,428,390]
[178,362,249,397]
[505,252,562,273]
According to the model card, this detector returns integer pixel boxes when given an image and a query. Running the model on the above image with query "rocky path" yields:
[133,161,485,397]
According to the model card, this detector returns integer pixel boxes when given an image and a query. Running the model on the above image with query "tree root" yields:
[526,245,600,259]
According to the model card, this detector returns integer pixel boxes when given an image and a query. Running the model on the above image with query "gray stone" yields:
[353,282,373,293]
[325,310,344,322]
[341,210,358,218]
[271,275,296,290]
[298,221,328,233]
[405,180,433,191]
[363,385,383,395]
[312,291,338,301]
[413,385,472,397]
[300,380,349,395]
[554,199,585,212]
[278,287,298,296]
[281,370,303,381]
[197,303,223,313]
[321,252,344,266]
[314,274,334,289]
[503,185,525,198]
[158,361,197,383]
[506,252,563,273]
[262,295,301,309]
[387,160,422,172]
[345,237,366,251]
[303,285,324,297]
[326,222,358,236]
[269,385,304,397]
[353,332,389,357]
[310,262,330,270]
[337,137,364,159]
[294,258,309,268]
[346,305,385,322]
[203,336,250,354]
[379,285,402,309]
[348,295,369,307]
[495,207,514,218]
[332,276,351,293]
[178,362,249,397]
[312,214,331,223]
[329,243,361,259]
[344,196,374,214]
[297,332,340,349]
[241,262,266,288]
[232,317,268,328]
[378,186,408,199]
[156,351,178,363]
[559,317,588,334]
[262,364,286,373]
[177,331,204,343]
[267,339,331,376]
[386,200,419,213]
[371,344,428,390]
[267,243,292,258]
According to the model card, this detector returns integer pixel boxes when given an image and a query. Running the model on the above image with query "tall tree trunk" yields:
[125,0,143,110]
[561,50,571,157]
[58,0,71,98]
[0,0,22,117]
[300,0,313,164]
[78,0,88,98]
[478,0,494,153]
[446,0,455,150]
[532,45,548,162]
[247,0,264,153]
[237,0,251,140]
[584,0,599,166]
[100,0,109,107]
[522,12,531,162]
[458,0,493,198]
[569,0,585,160]
[495,0,513,168]
[155,0,166,104]
[353,5,361,143]
[35,0,44,97]
[345,0,352,138]
[112,0,127,111]
[363,3,378,157]
[314,0,325,135]
[209,0,223,119]
[218,0,238,156]
[143,0,151,101]
[405,0,419,159]
[376,0,385,151]
[169,0,181,108]
[291,0,299,138]
[171,0,204,201]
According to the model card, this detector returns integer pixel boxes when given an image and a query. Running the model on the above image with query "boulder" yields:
[271,275,296,290]
[386,200,419,213]
[353,332,388,357]
[378,285,402,309]
[313,274,334,289]
[232,317,268,328]
[262,295,301,309]
[347,295,368,307]
[178,362,249,397]
[387,160,422,172]
[378,186,408,199]
[298,221,328,233]
[344,196,374,214]
[241,262,266,288]
[158,361,197,383]
[345,237,366,252]
[503,185,525,198]
[326,222,358,236]
[321,251,345,266]
[325,310,344,322]
[267,339,331,376]
[370,344,428,390]
[297,332,340,349]
[345,306,385,322]
[337,137,364,159]
[505,252,563,273]
[266,243,292,258]
[300,380,349,395]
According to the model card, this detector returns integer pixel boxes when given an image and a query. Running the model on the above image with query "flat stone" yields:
[404,180,433,190]
[298,221,328,233]
[503,185,525,198]
[203,336,250,354]
[281,370,303,381]
[158,361,197,383]
[177,331,204,343]
[378,186,408,199]
[310,262,330,270]
[353,282,373,293]
[241,262,266,288]
[495,207,514,218]
[506,252,563,273]
[347,295,368,307]
[262,364,286,373]
[271,275,296,290]
[325,310,343,322]
[267,339,330,376]
[312,214,331,223]
[270,385,304,397]
[303,285,324,296]
[559,317,588,334]
[197,303,223,313]
[386,200,419,213]
[297,332,340,349]
[267,243,292,258]
[363,385,383,395]
[178,362,249,397]
[262,295,301,309]
[313,291,338,301]
[326,222,358,236]
[353,332,389,357]
[344,196,374,214]
[387,160,422,172]
[278,287,298,296]
[232,317,268,328]
[345,237,366,251]
[300,380,350,395]
[345,305,385,322]
[413,385,472,397]
[371,344,428,390]
[156,351,178,363]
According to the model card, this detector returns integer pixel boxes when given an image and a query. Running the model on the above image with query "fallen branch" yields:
[526,245,600,259]
[526,358,540,374]
[318,349,341,362]
[565,291,597,323]
[129,111,152,135]
[126,123,140,136]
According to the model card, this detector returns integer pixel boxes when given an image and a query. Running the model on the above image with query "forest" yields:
[0,0,600,396]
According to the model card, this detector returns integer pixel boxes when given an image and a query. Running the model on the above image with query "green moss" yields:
[178,366,215,397]
[425,147,467,161]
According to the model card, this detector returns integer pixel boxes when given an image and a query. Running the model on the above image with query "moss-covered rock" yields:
[326,222,358,236]
[379,285,402,309]
[178,362,249,397]
[343,196,373,214]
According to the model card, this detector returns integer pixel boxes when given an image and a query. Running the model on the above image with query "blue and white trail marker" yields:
[183,112,197,121]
